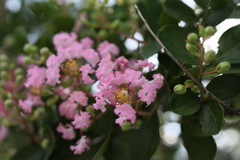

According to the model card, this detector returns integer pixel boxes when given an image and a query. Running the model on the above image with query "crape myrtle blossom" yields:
[53,32,77,51]
[93,68,164,126]
[24,65,46,88]
[72,111,91,129]
[97,40,119,57]
[57,123,76,140]
[19,94,44,113]
[70,135,90,155]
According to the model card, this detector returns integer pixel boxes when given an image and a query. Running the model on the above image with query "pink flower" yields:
[72,111,91,129]
[82,49,100,67]
[53,32,77,50]
[68,91,88,106]
[80,37,94,49]
[19,95,44,113]
[59,100,78,119]
[134,60,156,71]
[80,64,95,84]
[46,68,60,86]
[92,94,106,112]
[24,66,46,88]
[114,103,136,126]
[57,123,76,140]
[46,54,63,69]
[97,41,119,57]
[70,136,90,154]
[114,56,129,71]
[57,42,84,60]
[0,125,8,141]
[57,86,73,100]
[95,54,115,79]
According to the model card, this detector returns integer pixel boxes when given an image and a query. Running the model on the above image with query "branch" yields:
[134,4,240,115]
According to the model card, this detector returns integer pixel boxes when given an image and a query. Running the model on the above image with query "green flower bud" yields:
[216,61,231,73]
[10,63,16,69]
[23,43,32,53]
[204,50,216,63]
[4,99,14,109]
[0,54,9,62]
[46,95,59,107]
[33,107,45,118]
[110,19,121,29]
[61,76,73,87]
[40,56,47,64]
[205,26,216,37]
[2,34,16,48]
[40,47,50,57]
[98,30,108,39]
[1,118,11,126]
[186,43,196,52]
[187,33,198,41]
[190,85,200,93]
[198,25,205,37]
[14,75,24,86]
[1,71,9,81]
[184,79,194,86]
[23,56,32,64]
[121,121,132,131]
[174,84,186,95]
[86,105,95,117]
[0,62,8,71]
[41,139,50,149]
[14,67,25,76]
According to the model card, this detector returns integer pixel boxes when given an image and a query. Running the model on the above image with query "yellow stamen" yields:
[66,60,76,66]
[113,88,131,104]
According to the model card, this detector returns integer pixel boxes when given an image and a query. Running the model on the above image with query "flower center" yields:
[61,60,80,74]
[113,88,131,104]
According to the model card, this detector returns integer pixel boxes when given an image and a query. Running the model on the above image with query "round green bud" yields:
[61,76,73,87]
[184,79,194,86]
[33,107,45,118]
[86,105,95,117]
[10,63,16,69]
[4,99,14,109]
[190,85,200,93]
[174,84,186,95]
[1,118,11,126]
[216,61,231,73]
[14,67,25,76]
[0,54,9,62]
[40,56,47,64]
[204,50,216,63]
[23,43,32,53]
[198,25,205,37]
[121,121,132,131]
[40,47,50,57]
[205,26,216,37]
[0,62,8,71]
[30,45,38,53]
[187,33,198,41]
[41,139,50,149]
[14,75,24,86]
[3,34,16,48]
[23,56,32,64]
[98,30,108,39]
[1,71,9,81]
[186,43,196,52]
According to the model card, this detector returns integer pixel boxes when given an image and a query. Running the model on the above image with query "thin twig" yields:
[134,4,240,115]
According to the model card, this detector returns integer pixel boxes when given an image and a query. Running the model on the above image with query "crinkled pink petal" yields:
[114,56,129,71]
[82,49,100,67]
[25,66,46,88]
[57,86,73,100]
[18,95,44,113]
[135,60,156,71]
[138,84,156,106]
[0,125,8,141]
[93,95,106,112]
[97,41,119,57]
[53,32,77,50]
[59,100,78,119]
[80,64,95,84]
[114,104,136,126]
[72,111,91,129]
[68,91,88,106]
[151,73,164,89]
[70,136,90,155]
[46,54,63,68]
[80,37,94,49]
[57,123,76,140]
[96,54,114,79]
[46,68,60,86]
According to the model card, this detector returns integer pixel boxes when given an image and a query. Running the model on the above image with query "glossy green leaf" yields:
[206,74,240,101]
[141,40,161,58]
[216,24,240,63]
[226,63,240,73]
[93,135,110,160]
[158,25,198,65]
[199,99,224,135]
[170,91,201,116]
[109,112,160,160]
[194,0,210,10]
[159,10,178,27]
[163,0,198,24]
[181,124,217,160]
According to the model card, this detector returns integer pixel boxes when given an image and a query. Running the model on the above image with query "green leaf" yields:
[109,112,160,160]
[181,123,217,160]
[158,25,198,65]
[203,4,234,26]
[225,63,240,73]
[194,0,211,10]
[141,40,161,58]
[159,10,178,27]
[92,135,110,160]
[163,0,198,24]
[206,74,240,101]
[199,99,224,135]
[170,91,201,116]
[216,24,240,64]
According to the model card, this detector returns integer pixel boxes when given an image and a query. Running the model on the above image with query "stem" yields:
[135,4,240,115]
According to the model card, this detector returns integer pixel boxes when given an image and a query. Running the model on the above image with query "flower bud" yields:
[1,71,9,81]
[4,99,14,109]
[61,76,73,87]
[23,43,32,53]
[205,26,216,37]
[121,121,132,131]
[186,43,196,52]
[86,105,95,117]
[40,47,50,57]
[198,25,205,37]
[40,56,47,64]
[110,19,121,29]
[190,85,200,93]
[187,33,198,41]
[14,75,24,86]
[33,107,45,118]
[184,79,194,86]
[204,50,216,63]
[14,67,25,76]
[0,62,8,71]
[0,54,8,62]
[174,84,186,95]
[23,56,32,64]
[2,34,16,48]
[41,139,50,149]
[98,30,108,39]
[216,61,231,73]
[1,118,11,126]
